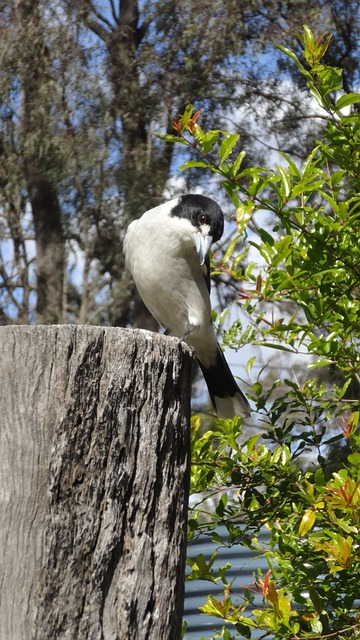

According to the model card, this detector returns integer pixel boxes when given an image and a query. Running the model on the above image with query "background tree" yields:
[1,0,359,326]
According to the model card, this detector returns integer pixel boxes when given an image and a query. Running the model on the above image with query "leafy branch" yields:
[156,26,360,640]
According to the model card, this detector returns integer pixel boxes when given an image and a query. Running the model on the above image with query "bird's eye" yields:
[198,212,207,225]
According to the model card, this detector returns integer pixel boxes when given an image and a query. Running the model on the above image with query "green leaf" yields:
[232,150,247,176]
[246,434,260,455]
[246,356,256,375]
[219,133,240,164]
[308,586,325,614]
[197,130,222,153]
[253,381,262,396]
[335,93,360,110]
[348,453,360,467]
[222,234,240,264]
[272,235,293,266]
[302,24,315,49]
[277,165,292,201]
[179,103,194,131]
[217,307,229,326]
[309,84,328,108]
[316,66,343,95]
[315,468,326,486]
[307,358,334,369]
[302,145,321,176]
[179,160,209,171]
[276,44,303,69]
[254,342,295,352]
[310,616,323,635]
[258,228,274,246]
[152,132,189,145]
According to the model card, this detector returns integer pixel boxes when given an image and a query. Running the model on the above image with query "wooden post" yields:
[0,325,191,640]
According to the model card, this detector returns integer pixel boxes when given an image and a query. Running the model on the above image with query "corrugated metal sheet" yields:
[184,526,270,639]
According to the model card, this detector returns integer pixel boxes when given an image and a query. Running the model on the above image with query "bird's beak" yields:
[195,232,213,266]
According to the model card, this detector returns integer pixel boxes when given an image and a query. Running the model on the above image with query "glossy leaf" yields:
[299,509,316,536]
[219,133,240,164]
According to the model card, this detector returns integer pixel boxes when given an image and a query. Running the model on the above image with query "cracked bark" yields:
[0,325,191,640]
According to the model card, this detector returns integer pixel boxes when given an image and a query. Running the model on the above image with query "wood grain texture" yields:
[0,325,191,640]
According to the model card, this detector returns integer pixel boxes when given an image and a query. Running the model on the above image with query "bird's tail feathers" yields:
[199,343,250,419]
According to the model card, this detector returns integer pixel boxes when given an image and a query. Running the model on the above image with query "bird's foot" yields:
[179,323,197,342]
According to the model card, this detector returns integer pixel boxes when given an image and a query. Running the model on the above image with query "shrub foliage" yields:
[158,27,360,639]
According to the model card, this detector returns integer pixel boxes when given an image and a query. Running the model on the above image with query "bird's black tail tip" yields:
[199,344,251,419]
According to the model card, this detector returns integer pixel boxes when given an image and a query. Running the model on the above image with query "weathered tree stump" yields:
[0,325,192,640]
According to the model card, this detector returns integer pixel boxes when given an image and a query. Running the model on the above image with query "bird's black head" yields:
[171,194,224,242]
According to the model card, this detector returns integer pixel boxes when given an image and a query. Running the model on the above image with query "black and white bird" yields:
[123,194,250,419]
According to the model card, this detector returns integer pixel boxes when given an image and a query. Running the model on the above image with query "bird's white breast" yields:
[123,203,216,365]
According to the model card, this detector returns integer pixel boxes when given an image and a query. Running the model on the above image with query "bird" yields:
[123,193,250,419]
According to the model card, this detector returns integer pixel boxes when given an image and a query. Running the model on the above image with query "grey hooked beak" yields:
[195,232,213,266]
